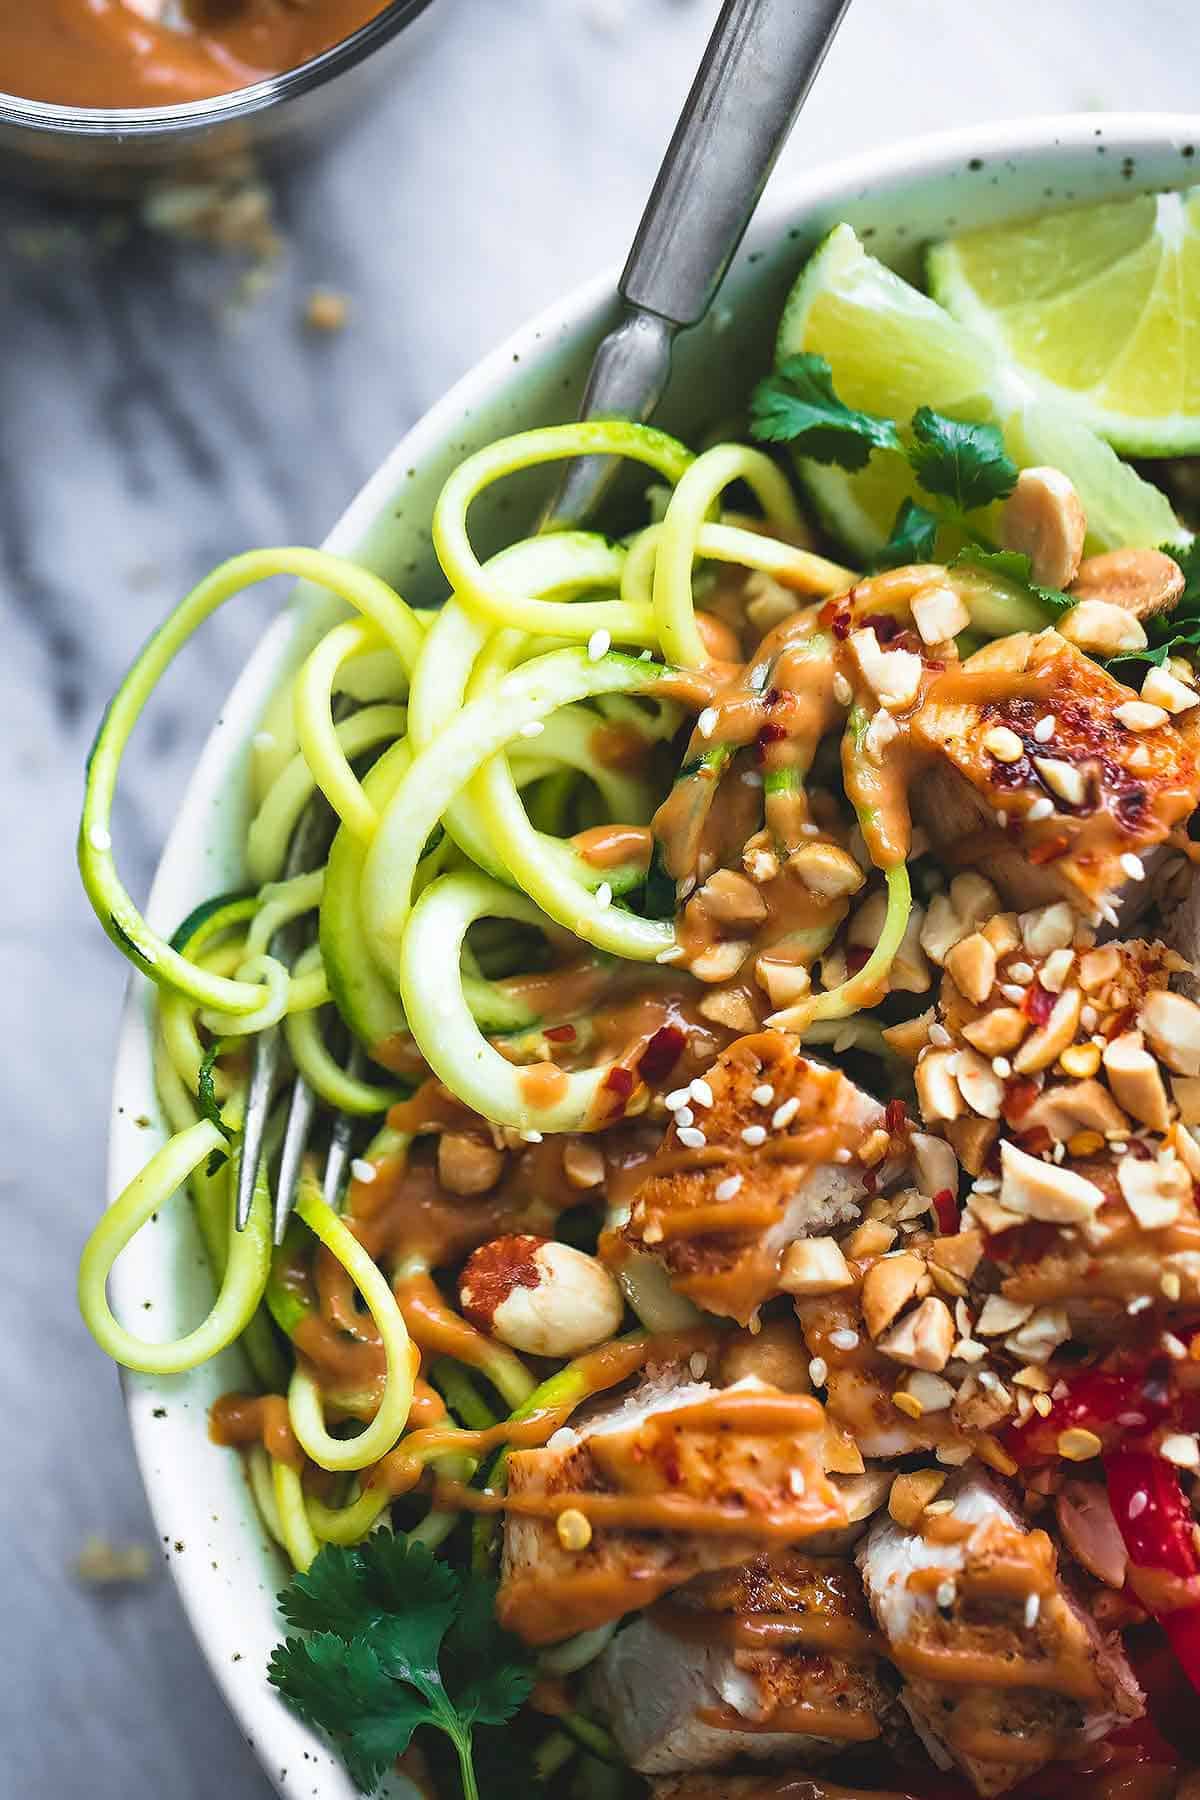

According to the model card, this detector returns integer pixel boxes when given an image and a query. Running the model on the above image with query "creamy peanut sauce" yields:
[0,0,389,108]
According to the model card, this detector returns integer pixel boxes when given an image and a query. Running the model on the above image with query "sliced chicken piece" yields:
[620,1030,905,1325]
[587,1550,891,1774]
[858,1465,1143,1797]
[497,1371,847,1645]
[909,630,1200,925]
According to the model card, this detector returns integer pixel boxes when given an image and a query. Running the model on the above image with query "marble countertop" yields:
[5,0,1199,1794]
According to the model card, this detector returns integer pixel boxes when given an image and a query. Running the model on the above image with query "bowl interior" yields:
[104,113,1200,1800]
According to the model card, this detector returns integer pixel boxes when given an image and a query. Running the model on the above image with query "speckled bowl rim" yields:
[105,111,1200,1800]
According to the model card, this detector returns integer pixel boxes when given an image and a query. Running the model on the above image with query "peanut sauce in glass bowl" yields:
[0,0,391,108]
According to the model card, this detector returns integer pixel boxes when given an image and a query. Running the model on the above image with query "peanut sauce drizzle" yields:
[695,1701,880,1741]
[651,1598,881,1660]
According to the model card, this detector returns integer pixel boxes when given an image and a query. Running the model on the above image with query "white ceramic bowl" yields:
[105,112,1200,1800]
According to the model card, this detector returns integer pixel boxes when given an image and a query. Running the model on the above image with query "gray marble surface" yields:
[4,0,1200,1794]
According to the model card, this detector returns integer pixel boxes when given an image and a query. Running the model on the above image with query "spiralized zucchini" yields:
[76,416,926,1572]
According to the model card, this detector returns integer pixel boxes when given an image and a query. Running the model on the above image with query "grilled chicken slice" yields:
[858,1466,1143,1797]
[497,1372,847,1644]
[587,1550,891,1774]
[619,1031,905,1325]
[909,630,1200,926]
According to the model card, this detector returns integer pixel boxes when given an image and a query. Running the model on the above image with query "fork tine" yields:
[236,1024,281,1230]
[321,1045,365,1211]
[273,1073,318,1246]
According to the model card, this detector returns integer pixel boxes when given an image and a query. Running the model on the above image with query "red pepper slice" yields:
[1107,1449,1200,1696]
[1006,1366,1170,1466]
[932,1187,959,1235]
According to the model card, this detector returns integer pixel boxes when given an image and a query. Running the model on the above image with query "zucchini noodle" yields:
[78,412,969,1622]
[285,1175,414,1472]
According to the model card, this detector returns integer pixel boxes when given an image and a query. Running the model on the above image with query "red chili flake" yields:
[1024,980,1055,1026]
[885,1098,909,1134]
[763,686,781,707]
[845,945,871,975]
[1028,834,1072,866]
[544,1024,576,1043]
[932,1189,959,1235]
[604,1066,635,1097]
[831,611,851,641]
[860,611,901,643]
[757,721,788,748]
[1003,1077,1039,1124]
[638,1024,686,1086]
[818,599,838,628]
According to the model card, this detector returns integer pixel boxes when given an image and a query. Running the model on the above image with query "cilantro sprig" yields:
[750,353,1018,560]
[1107,539,1200,673]
[268,1532,534,1798]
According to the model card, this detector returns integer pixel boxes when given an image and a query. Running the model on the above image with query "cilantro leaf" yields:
[269,1532,533,1800]
[909,408,1017,513]
[268,1636,429,1793]
[1167,538,1200,607]
[874,497,940,570]
[952,545,1074,619]
[749,354,902,470]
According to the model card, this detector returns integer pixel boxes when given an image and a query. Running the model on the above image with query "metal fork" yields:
[236,0,852,1242]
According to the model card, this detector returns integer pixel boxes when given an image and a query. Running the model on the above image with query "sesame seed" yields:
[1128,1491,1148,1520]
[689,1078,714,1109]
[594,882,613,910]
[697,706,719,739]
[1100,902,1121,928]
[772,1097,801,1130]
[519,720,545,738]
[587,629,611,661]
[350,1159,377,1184]
[1127,1296,1153,1315]
[1052,1142,1065,1164]
[673,1106,695,1128]
[1163,1271,1183,1301]
[677,1126,707,1150]
[992,1056,1012,1078]
[715,1174,743,1201]
[751,1083,775,1106]
[928,1023,952,1047]
[665,1088,691,1111]
[1120,852,1145,881]
[834,1147,852,1163]
[1162,1434,1200,1469]
[1058,1427,1103,1461]
[1000,983,1026,1003]
[1163,1332,1188,1360]
[87,823,112,852]
[1024,1593,1041,1628]
[741,1125,767,1147]
[689,1352,708,1379]
[547,1427,580,1451]
[741,769,763,787]
[1033,715,1056,743]
[808,1357,828,1386]
[1027,797,1055,822]
[936,1580,957,1609]
[833,672,852,705]
[1008,962,1034,984]
[788,1468,807,1496]
[521,1129,544,1143]
[996,810,1008,828]
[828,1329,859,1351]
[655,945,686,964]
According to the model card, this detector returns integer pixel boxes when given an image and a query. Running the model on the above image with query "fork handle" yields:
[621,0,853,328]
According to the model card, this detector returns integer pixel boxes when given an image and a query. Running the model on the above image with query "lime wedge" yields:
[928,190,1200,457]
[776,223,1181,561]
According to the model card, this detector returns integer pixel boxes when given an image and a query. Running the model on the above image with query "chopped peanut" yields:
[945,931,996,1005]
[779,1236,855,1296]
[999,1139,1104,1224]
[915,1048,964,1123]
[562,1140,606,1190]
[695,867,768,927]
[438,1131,505,1196]
[962,1006,1028,1055]
[1172,1076,1200,1126]
[788,840,865,898]
[878,1296,956,1371]
[888,1467,948,1527]
[755,954,814,1010]
[1141,990,1200,1077]
[1103,1031,1171,1131]
[955,1048,1005,1120]
[1059,1041,1101,1079]
[1069,546,1185,619]
[1001,466,1087,589]
[861,1252,931,1339]
[982,912,1022,958]
[945,1114,1000,1176]
[844,1218,897,1259]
